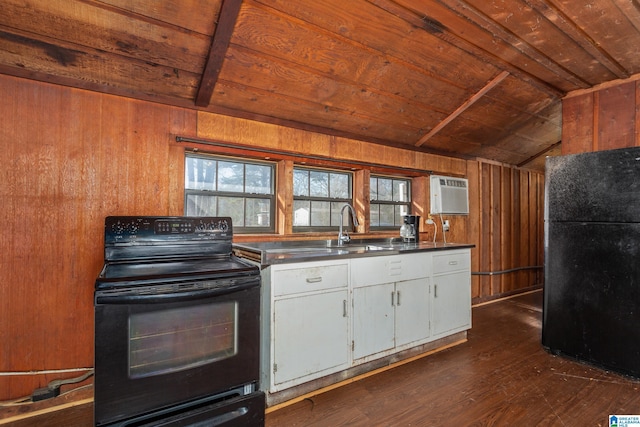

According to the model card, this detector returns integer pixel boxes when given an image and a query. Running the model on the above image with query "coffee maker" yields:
[400,215,420,242]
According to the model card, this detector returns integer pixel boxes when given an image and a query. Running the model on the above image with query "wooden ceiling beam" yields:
[195,0,243,107]
[415,71,509,147]
[517,140,561,167]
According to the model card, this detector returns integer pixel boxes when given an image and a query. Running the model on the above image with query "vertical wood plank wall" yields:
[0,75,196,401]
[0,74,543,402]
[563,80,640,154]
[466,161,544,302]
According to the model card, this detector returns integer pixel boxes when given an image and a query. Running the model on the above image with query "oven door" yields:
[94,275,261,426]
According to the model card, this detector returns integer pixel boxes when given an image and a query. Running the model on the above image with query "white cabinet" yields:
[431,249,471,338]
[351,254,430,361]
[260,247,472,404]
[273,290,348,388]
[263,260,350,392]
[395,278,431,347]
[352,282,395,359]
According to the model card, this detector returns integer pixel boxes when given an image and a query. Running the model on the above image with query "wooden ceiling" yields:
[2,1,639,170]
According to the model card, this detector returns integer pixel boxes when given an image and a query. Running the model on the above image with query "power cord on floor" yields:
[30,369,94,402]
[0,369,95,405]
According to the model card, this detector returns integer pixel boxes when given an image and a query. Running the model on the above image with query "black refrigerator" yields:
[543,146,640,378]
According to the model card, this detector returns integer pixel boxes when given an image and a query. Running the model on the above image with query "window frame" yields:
[292,166,355,232]
[369,174,412,230]
[184,153,276,234]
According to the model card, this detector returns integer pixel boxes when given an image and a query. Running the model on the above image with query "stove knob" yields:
[111,221,124,234]
[218,220,229,232]
[127,223,139,234]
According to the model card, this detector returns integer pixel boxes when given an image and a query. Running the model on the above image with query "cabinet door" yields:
[273,290,349,388]
[352,283,395,360]
[395,278,430,348]
[432,271,471,337]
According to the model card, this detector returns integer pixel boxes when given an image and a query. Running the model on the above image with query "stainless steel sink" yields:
[265,247,335,254]
[327,244,396,252]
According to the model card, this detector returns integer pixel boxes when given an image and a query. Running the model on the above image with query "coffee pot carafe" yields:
[400,215,420,242]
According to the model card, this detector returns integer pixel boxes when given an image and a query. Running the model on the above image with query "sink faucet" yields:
[338,203,359,246]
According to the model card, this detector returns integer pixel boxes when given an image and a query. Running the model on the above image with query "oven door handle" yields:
[95,279,259,304]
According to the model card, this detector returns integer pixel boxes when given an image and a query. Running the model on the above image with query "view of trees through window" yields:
[184,155,275,232]
[184,155,413,234]
[370,175,411,228]
[293,167,353,229]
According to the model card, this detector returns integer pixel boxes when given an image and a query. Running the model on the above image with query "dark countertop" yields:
[233,238,474,267]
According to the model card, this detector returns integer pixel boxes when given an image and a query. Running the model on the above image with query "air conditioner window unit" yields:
[430,175,469,215]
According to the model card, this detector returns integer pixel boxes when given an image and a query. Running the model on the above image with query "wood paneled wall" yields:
[563,78,640,154]
[467,161,544,302]
[0,74,543,404]
[0,75,195,401]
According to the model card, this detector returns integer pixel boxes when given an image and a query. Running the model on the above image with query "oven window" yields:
[129,302,238,378]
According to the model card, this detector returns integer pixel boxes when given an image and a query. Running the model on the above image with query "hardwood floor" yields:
[265,290,640,426]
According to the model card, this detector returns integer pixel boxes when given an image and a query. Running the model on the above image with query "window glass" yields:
[330,174,349,199]
[218,196,244,227]
[377,178,393,201]
[185,155,275,233]
[217,161,244,193]
[370,177,379,201]
[246,164,272,194]
[293,167,353,230]
[370,175,411,228]
[309,171,329,197]
[185,157,216,190]
[293,169,309,196]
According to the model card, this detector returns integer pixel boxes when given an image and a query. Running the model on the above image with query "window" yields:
[293,167,353,231]
[370,175,411,228]
[184,154,275,233]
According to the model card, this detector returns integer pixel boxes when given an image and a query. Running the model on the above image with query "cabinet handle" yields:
[449,260,458,265]
[343,300,347,317]
[306,277,322,283]
[397,291,401,306]
[391,291,395,306]
[434,284,438,298]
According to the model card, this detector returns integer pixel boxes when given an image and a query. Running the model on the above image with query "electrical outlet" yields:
[443,220,450,232]
[426,215,434,225]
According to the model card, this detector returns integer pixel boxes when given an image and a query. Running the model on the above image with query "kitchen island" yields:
[233,239,474,407]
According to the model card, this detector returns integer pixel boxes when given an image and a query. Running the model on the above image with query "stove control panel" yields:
[105,216,232,244]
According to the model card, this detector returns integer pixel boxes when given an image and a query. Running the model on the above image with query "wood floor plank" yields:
[266,290,640,426]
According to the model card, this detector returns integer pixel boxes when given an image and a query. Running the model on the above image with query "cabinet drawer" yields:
[273,262,348,296]
[433,250,470,274]
[351,253,429,287]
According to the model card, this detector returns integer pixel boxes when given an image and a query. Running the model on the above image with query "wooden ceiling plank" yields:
[0,26,200,99]
[553,0,640,72]
[220,45,447,131]
[98,0,221,35]
[214,80,424,142]
[384,0,560,98]
[415,71,509,147]
[436,0,591,89]
[248,0,493,93]
[463,0,624,84]
[0,0,209,73]
[612,0,640,34]
[195,0,243,107]
[524,0,628,79]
